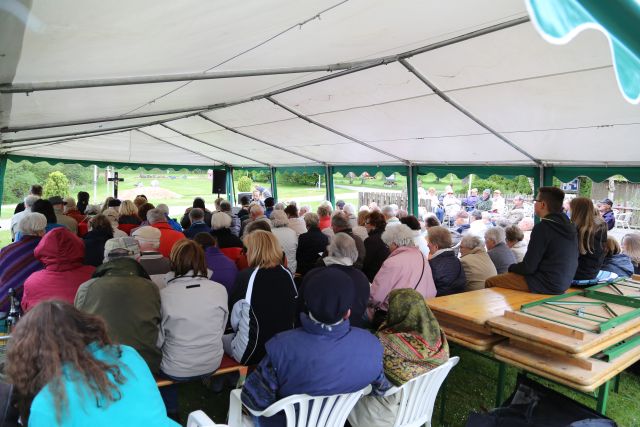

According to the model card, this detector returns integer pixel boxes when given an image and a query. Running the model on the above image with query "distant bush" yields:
[43,171,70,199]
[238,176,253,192]
[472,174,532,195]
[278,172,319,186]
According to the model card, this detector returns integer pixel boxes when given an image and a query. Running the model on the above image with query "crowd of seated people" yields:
[3,182,640,425]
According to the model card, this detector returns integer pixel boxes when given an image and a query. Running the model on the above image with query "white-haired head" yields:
[485,226,506,245]
[18,212,47,236]
[381,224,416,249]
[24,195,40,210]
[155,204,170,215]
[270,210,289,228]
[211,211,232,230]
[146,208,166,225]
[327,233,358,264]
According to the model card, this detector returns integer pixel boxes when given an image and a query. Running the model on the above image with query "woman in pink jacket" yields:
[369,224,436,324]
[22,227,95,311]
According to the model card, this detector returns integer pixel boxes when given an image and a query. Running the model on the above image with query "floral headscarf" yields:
[377,288,449,385]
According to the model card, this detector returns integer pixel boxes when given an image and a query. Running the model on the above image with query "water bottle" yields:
[6,288,21,333]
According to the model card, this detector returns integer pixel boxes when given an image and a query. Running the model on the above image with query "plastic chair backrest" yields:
[229,385,371,427]
[187,410,222,427]
[386,356,460,427]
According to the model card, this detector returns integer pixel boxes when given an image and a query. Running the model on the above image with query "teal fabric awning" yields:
[526,0,640,104]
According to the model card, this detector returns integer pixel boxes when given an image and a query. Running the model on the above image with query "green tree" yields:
[237,176,253,192]
[43,171,70,199]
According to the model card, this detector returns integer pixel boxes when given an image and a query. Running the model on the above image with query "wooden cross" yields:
[107,171,124,198]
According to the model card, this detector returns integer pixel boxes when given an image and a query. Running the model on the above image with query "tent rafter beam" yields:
[159,123,269,167]
[266,96,409,164]
[0,16,529,95]
[198,114,324,165]
[2,16,530,139]
[399,58,541,166]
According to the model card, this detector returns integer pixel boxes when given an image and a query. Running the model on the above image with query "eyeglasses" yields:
[533,199,544,203]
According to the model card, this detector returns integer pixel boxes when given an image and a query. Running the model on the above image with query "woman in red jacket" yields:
[22,227,95,311]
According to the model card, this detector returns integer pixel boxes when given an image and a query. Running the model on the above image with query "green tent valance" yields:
[276,166,325,175]
[416,165,539,180]
[332,165,408,177]
[5,154,223,172]
[546,166,640,183]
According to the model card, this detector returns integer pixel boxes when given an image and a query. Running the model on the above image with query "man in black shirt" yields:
[485,186,578,294]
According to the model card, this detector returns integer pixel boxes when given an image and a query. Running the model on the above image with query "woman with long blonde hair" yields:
[223,230,298,365]
[570,197,608,280]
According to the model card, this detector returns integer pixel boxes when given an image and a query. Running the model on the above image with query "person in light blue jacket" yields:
[6,301,179,427]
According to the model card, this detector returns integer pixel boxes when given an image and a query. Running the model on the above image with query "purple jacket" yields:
[204,246,238,294]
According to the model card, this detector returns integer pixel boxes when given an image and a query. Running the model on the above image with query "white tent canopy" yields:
[1,0,638,169]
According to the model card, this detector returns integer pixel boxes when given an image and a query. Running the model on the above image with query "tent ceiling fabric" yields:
[1,0,638,169]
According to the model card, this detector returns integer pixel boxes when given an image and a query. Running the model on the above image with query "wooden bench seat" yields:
[156,354,249,387]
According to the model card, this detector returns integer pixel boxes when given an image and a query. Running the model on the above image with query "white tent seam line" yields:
[265,96,407,164]
[399,58,541,165]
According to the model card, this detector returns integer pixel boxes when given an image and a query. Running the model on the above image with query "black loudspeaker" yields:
[212,170,227,194]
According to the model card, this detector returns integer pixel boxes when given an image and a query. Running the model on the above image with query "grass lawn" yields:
[173,346,639,427]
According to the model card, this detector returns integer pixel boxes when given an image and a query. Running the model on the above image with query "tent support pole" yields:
[266,97,409,164]
[408,165,418,217]
[270,167,278,201]
[0,155,7,216]
[226,166,235,205]
[325,165,335,206]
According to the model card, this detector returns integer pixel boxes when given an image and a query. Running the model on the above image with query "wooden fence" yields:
[592,181,640,229]
[357,191,533,214]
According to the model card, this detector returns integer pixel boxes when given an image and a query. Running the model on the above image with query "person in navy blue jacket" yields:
[183,208,211,239]
[427,226,466,296]
[598,198,616,230]
[241,268,390,427]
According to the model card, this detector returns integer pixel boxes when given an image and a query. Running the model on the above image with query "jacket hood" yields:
[92,257,151,279]
[34,227,85,269]
[541,212,577,239]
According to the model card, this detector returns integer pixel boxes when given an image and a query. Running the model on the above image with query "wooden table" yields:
[426,287,638,414]
[427,288,554,334]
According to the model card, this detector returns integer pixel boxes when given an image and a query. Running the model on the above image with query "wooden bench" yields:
[156,355,249,388]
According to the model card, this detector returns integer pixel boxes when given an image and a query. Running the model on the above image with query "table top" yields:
[427,288,553,327]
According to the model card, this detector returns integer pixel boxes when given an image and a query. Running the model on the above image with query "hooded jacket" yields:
[601,253,634,278]
[151,222,186,257]
[22,228,95,311]
[509,213,578,294]
[75,257,162,372]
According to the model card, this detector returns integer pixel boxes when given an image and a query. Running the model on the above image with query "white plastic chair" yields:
[187,410,226,427]
[383,356,460,427]
[228,385,371,427]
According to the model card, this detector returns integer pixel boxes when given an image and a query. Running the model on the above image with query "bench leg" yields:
[613,374,621,394]
[495,362,507,407]
[596,380,611,415]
